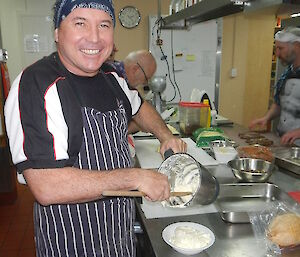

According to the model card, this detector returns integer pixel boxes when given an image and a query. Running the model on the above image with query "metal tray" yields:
[215,183,299,223]
[273,147,300,175]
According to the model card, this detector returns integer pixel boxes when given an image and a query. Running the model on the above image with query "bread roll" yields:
[268,213,300,247]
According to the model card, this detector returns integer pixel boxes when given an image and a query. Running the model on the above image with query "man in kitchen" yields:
[105,49,157,98]
[4,0,186,256]
[105,49,158,132]
[249,27,300,146]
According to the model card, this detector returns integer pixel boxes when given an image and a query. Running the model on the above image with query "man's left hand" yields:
[281,128,300,145]
[159,137,187,157]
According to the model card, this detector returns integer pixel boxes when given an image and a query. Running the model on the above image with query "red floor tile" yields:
[18,248,36,257]
[0,205,19,218]
[1,179,35,255]
[0,249,19,257]
[0,219,11,234]
[20,226,35,250]
[1,229,25,251]
[9,221,29,233]
[0,232,6,249]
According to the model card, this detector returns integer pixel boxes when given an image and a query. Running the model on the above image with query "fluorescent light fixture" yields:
[291,13,300,18]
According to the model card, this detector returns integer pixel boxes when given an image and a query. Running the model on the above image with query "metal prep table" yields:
[134,124,300,257]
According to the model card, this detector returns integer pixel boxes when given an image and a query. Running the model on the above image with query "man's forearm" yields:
[133,101,173,142]
[265,103,281,121]
[24,167,140,206]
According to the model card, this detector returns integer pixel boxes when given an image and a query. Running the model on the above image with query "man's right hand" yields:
[136,169,170,202]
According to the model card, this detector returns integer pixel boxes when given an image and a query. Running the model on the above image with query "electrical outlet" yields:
[231,68,237,78]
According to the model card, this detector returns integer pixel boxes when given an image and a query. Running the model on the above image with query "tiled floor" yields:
[0,181,36,257]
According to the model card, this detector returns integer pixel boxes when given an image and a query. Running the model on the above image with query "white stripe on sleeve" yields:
[110,72,142,116]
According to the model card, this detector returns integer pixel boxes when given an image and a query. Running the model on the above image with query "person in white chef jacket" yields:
[249,27,300,146]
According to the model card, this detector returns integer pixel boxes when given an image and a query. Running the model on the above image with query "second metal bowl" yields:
[227,158,277,182]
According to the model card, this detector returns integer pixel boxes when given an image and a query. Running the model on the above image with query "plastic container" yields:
[179,102,209,134]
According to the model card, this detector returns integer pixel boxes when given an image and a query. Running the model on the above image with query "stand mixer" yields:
[149,76,166,113]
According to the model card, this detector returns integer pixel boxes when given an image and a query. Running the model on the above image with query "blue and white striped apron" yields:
[33,97,136,256]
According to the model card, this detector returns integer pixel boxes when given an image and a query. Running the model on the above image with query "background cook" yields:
[249,27,300,146]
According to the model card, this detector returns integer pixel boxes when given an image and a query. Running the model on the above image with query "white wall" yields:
[149,16,217,103]
[0,0,55,81]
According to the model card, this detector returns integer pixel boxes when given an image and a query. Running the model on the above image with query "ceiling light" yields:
[291,12,300,18]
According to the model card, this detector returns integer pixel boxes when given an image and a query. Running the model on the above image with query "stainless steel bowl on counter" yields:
[273,147,300,175]
[287,147,300,162]
[227,158,277,182]
[209,139,238,150]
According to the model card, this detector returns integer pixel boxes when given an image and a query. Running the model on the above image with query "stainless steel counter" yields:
[135,124,300,257]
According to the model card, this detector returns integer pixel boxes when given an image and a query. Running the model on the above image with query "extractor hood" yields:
[162,0,300,28]
[244,0,300,16]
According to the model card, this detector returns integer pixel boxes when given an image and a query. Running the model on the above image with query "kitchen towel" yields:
[135,137,218,169]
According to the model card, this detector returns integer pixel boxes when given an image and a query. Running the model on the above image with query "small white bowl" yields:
[162,222,215,255]
[213,146,238,164]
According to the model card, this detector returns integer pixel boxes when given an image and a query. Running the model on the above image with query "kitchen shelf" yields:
[162,0,300,28]
[162,0,243,27]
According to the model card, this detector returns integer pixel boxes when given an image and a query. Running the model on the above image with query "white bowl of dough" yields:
[162,222,215,255]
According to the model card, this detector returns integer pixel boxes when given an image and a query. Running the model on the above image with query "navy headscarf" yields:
[53,0,115,28]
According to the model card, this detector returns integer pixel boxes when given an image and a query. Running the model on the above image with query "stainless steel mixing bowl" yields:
[209,139,238,151]
[158,152,219,207]
[227,158,277,182]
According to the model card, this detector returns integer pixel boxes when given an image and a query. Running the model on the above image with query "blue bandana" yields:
[53,0,115,28]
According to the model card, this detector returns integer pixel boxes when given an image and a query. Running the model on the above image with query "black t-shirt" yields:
[4,52,142,172]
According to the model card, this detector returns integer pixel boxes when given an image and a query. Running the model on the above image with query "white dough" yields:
[170,226,211,249]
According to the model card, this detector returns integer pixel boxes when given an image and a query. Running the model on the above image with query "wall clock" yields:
[118,6,141,29]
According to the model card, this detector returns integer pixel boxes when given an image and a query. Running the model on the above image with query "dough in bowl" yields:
[268,213,300,247]
[170,226,211,249]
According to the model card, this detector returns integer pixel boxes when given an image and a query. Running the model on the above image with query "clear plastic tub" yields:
[179,102,209,134]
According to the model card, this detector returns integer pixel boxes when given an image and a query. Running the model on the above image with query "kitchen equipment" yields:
[209,139,232,148]
[102,190,192,197]
[228,158,276,182]
[274,147,300,175]
[212,146,238,164]
[178,102,209,134]
[162,222,215,255]
[216,183,300,223]
[149,76,166,114]
[158,150,219,207]
[209,139,238,149]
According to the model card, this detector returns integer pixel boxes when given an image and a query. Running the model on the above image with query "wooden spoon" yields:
[102,191,192,197]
